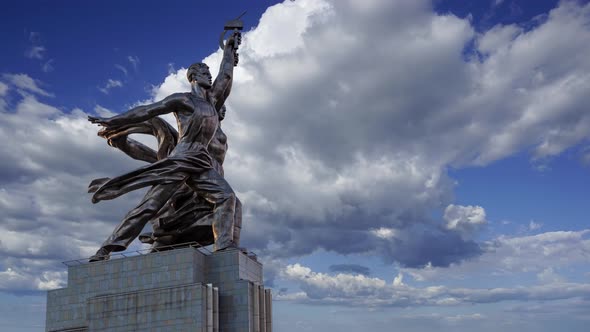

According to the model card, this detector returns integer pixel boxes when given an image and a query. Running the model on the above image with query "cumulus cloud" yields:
[149,29,475,264]
[282,263,388,301]
[150,68,190,101]
[279,261,590,307]
[3,0,590,293]
[443,204,487,239]
[138,0,590,268]
[371,227,397,240]
[477,24,522,54]
[470,2,590,163]
[401,229,590,282]
[0,268,66,293]
[0,76,148,293]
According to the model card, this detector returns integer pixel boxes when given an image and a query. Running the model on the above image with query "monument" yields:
[46,15,272,331]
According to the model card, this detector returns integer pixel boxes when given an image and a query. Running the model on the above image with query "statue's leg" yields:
[90,182,181,261]
[186,169,236,251]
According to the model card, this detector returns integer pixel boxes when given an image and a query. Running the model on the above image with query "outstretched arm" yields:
[210,32,240,111]
[88,93,185,127]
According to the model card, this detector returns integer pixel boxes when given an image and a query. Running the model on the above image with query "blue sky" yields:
[1,0,590,331]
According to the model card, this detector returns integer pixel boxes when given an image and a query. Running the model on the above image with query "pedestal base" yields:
[46,248,272,332]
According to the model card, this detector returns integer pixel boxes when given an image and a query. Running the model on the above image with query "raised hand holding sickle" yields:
[219,11,245,66]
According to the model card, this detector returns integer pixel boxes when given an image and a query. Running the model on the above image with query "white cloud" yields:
[25,32,48,62]
[0,91,6,115]
[0,77,148,292]
[274,291,308,301]
[2,0,590,294]
[42,59,54,73]
[0,82,8,96]
[477,24,522,54]
[282,263,387,299]
[279,262,590,307]
[371,227,398,240]
[115,64,128,76]
[537,267,565,284]
[128,55,140,70]
[244,0,331,58]
[141,0,590,267]
[0,267,67,292]
[470,1,590,163]
[93,105,116,117]
[444,313,485,323]
[529,220,543,231]
[99,79,123,94]
[402,229,590,282]
[2,73,53,97]
[150,68,190,101]
[25,46,46,59]
[444,204,487,239]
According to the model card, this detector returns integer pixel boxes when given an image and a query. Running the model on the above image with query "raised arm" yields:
[210,32,241,111]
[88,93,186,127]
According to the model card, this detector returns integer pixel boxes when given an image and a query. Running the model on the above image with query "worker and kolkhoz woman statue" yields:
[87,22,244,262]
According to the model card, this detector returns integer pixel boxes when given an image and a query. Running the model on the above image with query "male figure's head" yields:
[187,62,212,88]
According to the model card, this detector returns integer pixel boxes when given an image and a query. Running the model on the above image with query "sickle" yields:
[219,11,246,50]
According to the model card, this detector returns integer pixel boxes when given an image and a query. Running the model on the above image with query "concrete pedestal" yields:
[46,248,272,332]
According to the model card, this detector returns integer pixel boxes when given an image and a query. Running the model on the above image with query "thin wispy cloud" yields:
[127,55,139,70]
[24,31,46,60]
[42,59,54,73]
[114,64,128,76]
[98,78,123,94]
[25,46,45,60]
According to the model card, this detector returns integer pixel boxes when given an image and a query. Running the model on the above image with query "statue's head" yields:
[187,62,212,88]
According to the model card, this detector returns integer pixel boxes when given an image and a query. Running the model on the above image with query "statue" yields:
[87,27,242,262]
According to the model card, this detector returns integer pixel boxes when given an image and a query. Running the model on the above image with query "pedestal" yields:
[45,248,272,332]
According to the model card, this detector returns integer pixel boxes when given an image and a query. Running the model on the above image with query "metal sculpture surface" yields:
[87,26,242,262]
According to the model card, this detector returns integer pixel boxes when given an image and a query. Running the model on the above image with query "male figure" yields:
[88,32,241,261]
[143,105,243,250]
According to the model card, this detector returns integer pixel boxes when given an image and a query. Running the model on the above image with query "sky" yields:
[1,0,590,331]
